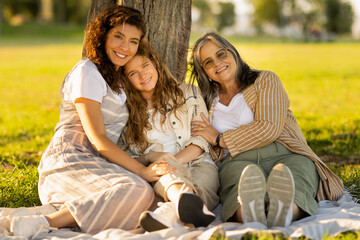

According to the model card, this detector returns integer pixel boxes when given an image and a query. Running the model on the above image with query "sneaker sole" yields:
[267,163,295,228]
[237,164,267,225]
[177,193,215,227]
[139,211,169,232]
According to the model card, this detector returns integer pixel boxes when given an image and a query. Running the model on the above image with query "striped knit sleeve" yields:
[182,85,210,152]
[223,71,290,157]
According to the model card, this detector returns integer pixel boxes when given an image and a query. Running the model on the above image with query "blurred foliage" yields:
[192,0,213,28]
[248,0,281,27]
[1,0,354,38]
[216,2,236,32]
[325,0,354,34]
[247,0,354,37]
[192,0,236,33]
[1,0,90,25]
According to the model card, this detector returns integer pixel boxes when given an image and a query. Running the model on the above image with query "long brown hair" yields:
[85,5,146,93]
[120,41,185,153]
[189,32,260,108]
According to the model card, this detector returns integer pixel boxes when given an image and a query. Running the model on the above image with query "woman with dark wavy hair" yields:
[10,5,175,237]
[189,32,344,228]
[119,41,219,232]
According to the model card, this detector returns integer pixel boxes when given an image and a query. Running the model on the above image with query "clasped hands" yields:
[139,152,177,182]
[139,112,220,182]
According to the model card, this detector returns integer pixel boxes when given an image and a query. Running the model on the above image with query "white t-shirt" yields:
[213,93,253,156]
[64,60,126,104]
[146,109,177,154]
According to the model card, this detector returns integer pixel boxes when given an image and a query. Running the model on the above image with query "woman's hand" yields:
[139,159,176,182]
[191,113,220,146]
[144,152,178,163]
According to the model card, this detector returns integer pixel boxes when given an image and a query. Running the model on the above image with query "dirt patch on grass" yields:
[321,155,360,166]
[0,162,14,170]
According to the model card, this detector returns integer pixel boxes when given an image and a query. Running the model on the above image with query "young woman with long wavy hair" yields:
[119,42,219,232]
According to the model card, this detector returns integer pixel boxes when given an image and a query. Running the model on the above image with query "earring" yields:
[208,78,212,82]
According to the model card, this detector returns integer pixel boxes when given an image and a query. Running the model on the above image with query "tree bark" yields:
[83,0,192,82]
[87,0,116,23]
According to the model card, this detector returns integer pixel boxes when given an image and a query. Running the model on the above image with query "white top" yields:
[122,84,214,166]
[63,60,126,104]
[212,93,253,156]
[146,109,177,155]
[56,58,129,144]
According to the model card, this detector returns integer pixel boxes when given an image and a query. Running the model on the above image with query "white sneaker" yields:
[177,192,216,227]
[267,163,295,228]
[10,215,56,237]
[237,164,267,225]
[139,202,183,232]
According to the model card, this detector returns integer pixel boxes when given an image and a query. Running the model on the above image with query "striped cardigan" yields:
[209,71,344,201]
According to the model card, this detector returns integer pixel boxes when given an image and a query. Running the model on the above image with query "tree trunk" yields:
[37,0,54,22]
[86,0,116,23]
[83,0,192,82]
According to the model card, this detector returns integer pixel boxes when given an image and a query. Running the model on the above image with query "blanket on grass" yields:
[1,190,360,240]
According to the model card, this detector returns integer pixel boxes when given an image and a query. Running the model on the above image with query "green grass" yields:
[0,22,86,45]
[0,23,359,238]
[0,23,84,207]
[236,43,360,160]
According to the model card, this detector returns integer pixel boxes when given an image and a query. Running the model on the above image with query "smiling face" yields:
[124,55,158,100]
[105,24,142,70]
[199,41,237,86]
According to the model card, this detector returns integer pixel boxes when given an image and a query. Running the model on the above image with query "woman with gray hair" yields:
[189,32,344,228]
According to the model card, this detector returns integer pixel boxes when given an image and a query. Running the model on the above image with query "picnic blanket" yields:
[1,189,360,240]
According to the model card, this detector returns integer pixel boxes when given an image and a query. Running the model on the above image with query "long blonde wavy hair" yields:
[120,41,185,153]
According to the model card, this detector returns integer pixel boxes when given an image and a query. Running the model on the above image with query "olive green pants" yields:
[217,142,319,222]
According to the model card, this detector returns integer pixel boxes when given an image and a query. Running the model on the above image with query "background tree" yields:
[215,1,235,33]
[192,0,235,33]
[56,0,89,24]
[1,0,89,25]
[247,0,280,31]
[37,0,54,23]
[282,0,324,41]
[55,0,65,23]
[0,0,2,36]
[84,0,192,82]
[248,0,354,39]
[2,0,38,23]
[325,0,354,34]
[192,0,214,30]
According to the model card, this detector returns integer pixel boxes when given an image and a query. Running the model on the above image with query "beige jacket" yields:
[121,84,211,162]
[210,71,344,201]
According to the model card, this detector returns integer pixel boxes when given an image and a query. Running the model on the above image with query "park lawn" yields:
[0,30,360,217]
[235,42,360,159]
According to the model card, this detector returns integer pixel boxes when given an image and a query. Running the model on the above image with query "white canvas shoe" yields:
[266,163,295,228]
[10,215,56,237]
[139,202,183,232]
[237,164,267,226]
[177,192,215,227]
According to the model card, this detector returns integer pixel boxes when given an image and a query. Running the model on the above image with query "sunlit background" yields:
[1,0,359,40]
[0,0,359,208]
